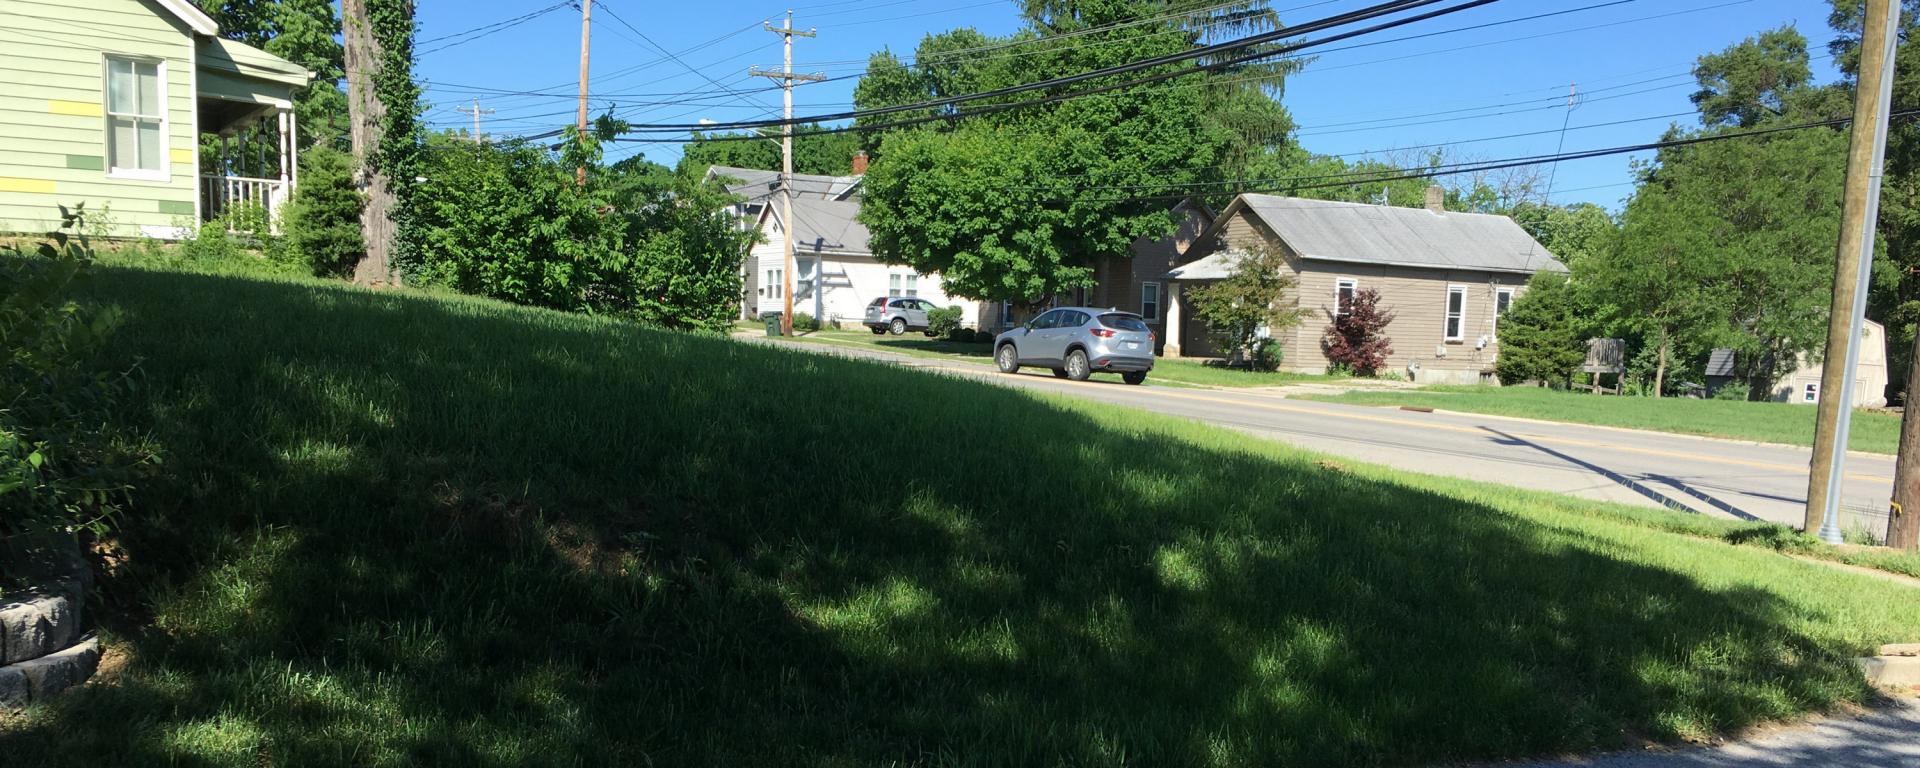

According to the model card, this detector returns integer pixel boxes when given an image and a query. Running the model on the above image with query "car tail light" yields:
[1090,328,1116,338]
[1149,331,1157,342]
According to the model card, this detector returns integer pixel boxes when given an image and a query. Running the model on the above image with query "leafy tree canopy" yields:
[676,125,863,177]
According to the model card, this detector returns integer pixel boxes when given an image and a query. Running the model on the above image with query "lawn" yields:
[768,327,1340,389]
[4,261,1918,767]
[1297,385,1905,455]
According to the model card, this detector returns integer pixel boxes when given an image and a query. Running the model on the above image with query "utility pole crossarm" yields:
[748,68,827,83]
[455,99,495,144]
[747,10,823,337]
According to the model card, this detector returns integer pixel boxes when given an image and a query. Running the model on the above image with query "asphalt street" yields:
[751,335,1897,538]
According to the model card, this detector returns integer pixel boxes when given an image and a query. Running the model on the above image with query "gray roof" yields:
[1705,348,1738,377]
[770,196,871,256]
[1164,249,1242,281]
[705,165,863,204]
[1231,194,1563,275]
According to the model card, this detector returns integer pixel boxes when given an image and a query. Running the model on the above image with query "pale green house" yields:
[0,0,313,238]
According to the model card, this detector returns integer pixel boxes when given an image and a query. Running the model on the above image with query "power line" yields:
[591,0,783,119]
[417,1,571,55]
[623,0,1486,133]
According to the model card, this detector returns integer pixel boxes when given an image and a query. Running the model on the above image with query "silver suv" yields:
[993,307,1155,385]
[864,297,940,336]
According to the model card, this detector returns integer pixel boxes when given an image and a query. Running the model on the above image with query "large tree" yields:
[677,125,863,177]
[854,0,1298,305]
[204,0,349,150]
[343,0,420,285]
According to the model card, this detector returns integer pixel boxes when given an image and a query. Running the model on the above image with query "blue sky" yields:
[412,0,1846,208]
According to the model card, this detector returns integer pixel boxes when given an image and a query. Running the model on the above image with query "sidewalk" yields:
[1486,695,1920,767]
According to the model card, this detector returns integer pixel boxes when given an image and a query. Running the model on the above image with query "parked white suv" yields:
[864,297,940,335]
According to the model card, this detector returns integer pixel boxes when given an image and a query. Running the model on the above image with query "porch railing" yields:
[199,175,288,234]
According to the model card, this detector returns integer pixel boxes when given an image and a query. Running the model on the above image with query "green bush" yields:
[0,205,155,544]
[1712,382,1751,401]
[282,145,366,278]
[793,312,820,332]
[1496,272,1588,386]
[930,305,964,338]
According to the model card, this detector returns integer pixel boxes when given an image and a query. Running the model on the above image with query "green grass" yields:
[1297,385,1904,455]
[768,328,1341,389]
[4,261,1920,767]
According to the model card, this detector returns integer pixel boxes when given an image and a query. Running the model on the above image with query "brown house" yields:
[1162,189,1563,384]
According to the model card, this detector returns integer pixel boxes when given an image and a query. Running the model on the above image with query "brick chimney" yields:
[852,150,869,176]
[1424,185,1445,214]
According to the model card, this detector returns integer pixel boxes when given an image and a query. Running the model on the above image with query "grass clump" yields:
[2,263,1918,766]
[1298,385,1902,454]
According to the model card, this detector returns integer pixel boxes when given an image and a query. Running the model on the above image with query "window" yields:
[1334,278,1358,317]
[1444,285,1467,341]
[105,57,166,179]
[1804,383,1819,403]
[905,274,919,297]
[1000,301,1015,325]
[888,273,921,298]
[1141,282,1162,321]
[766,269,782,298]
[1031,310,1063,329]
[1493,287,1516,339]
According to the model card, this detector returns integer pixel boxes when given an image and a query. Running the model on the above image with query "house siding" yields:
[747,218,980,327]
[0,0,200,237]
[1090,204,1209,354]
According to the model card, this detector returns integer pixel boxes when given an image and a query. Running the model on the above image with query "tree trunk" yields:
[1891,327,1920,550]
[1653,337,1667,398]
[343,0,396,286]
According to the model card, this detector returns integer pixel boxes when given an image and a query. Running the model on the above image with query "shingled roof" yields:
[1196,194,1563,276]
[763,196,871,256]
[704,166,863,205]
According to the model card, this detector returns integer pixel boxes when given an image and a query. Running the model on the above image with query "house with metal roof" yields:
[1163,188,1564,384]
[703,163,983,326]
[0,0,314,238]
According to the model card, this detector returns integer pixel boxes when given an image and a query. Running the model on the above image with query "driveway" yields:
[1489,695,1920,767]
[746,335,1895,537]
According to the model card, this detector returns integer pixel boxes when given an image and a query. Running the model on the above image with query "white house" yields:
[1772,320,1890,408]
[705,163,981,327]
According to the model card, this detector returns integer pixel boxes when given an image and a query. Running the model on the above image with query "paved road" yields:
[751,336,1896,537]
[1494,696,1920,767]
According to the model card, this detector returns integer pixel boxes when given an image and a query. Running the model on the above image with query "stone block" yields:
[1856,655,1920,687]
[0,665,26,710]
[16,636,100,701]
[0,589,78,665]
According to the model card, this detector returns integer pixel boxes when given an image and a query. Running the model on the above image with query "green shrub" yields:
[930,305,964,339]
[0,205,155,545]
[793,312,820,332]
[1711,382,1751,401]
[283,145,366,278]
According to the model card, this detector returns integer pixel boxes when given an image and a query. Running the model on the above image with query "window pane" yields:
[1447,318,1462,338]
[108,117,137,170]
[107,59,135,114]
[1447,289,1464,313]
[137,119,162,170]
[136,61,160,117]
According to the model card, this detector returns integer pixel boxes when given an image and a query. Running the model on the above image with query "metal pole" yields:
[1807,0,1900,544]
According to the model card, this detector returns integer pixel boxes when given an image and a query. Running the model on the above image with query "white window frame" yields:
[1334,278,1358,318]
[1443,285,1467,342]
[1804,383,1819,403]
[1493,286,1516,340]
[103,55,169,182]
[905,273,919,297]
[1141,281,1162,321]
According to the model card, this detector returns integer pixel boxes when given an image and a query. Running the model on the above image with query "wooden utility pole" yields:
[575,0,592,185]
[343,0,401,286]
[455,98,494,144]
[1808,0,1901,544]
[751,11,823,336]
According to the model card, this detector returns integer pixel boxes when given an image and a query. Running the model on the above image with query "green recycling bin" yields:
[761,311,784,337]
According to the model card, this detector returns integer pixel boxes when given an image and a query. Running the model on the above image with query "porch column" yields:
[287,110,298,192]
[1165,281,1184,357]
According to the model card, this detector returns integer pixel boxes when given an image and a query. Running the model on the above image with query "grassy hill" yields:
[5,261,1919,767]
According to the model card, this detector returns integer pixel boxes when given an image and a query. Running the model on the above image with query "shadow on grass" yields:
[0,267,1896,767]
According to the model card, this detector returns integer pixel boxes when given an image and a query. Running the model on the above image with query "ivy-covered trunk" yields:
[343,0,415,286]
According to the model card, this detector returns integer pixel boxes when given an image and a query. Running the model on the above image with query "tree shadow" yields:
[0,267,1903,767]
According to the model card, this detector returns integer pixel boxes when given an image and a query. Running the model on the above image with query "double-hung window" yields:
[1334,278,1358,318]
[1443,285,1467,341]
[105,57,166,179]
[1140,282,1162,321]
[1493,287,1516,340]
[889,273,921,297]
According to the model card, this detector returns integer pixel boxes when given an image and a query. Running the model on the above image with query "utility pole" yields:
[455,98,494,144]
[575,0,592,185]
[751,11,823,336]
[1808,0,1901,545]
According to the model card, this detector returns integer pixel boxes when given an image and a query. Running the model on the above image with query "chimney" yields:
[851,150,869,176]
[1424,185,1445,214]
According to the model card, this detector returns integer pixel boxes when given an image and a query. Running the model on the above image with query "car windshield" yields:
[1099,313,1149,332]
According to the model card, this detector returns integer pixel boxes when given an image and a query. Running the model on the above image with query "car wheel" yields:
[1051,368,1068,379]
[870,326,886,335]
[995,343,1020,374]
[890,318,907,335]
[1065,349,1092,381]
[1122,371,1148,386]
